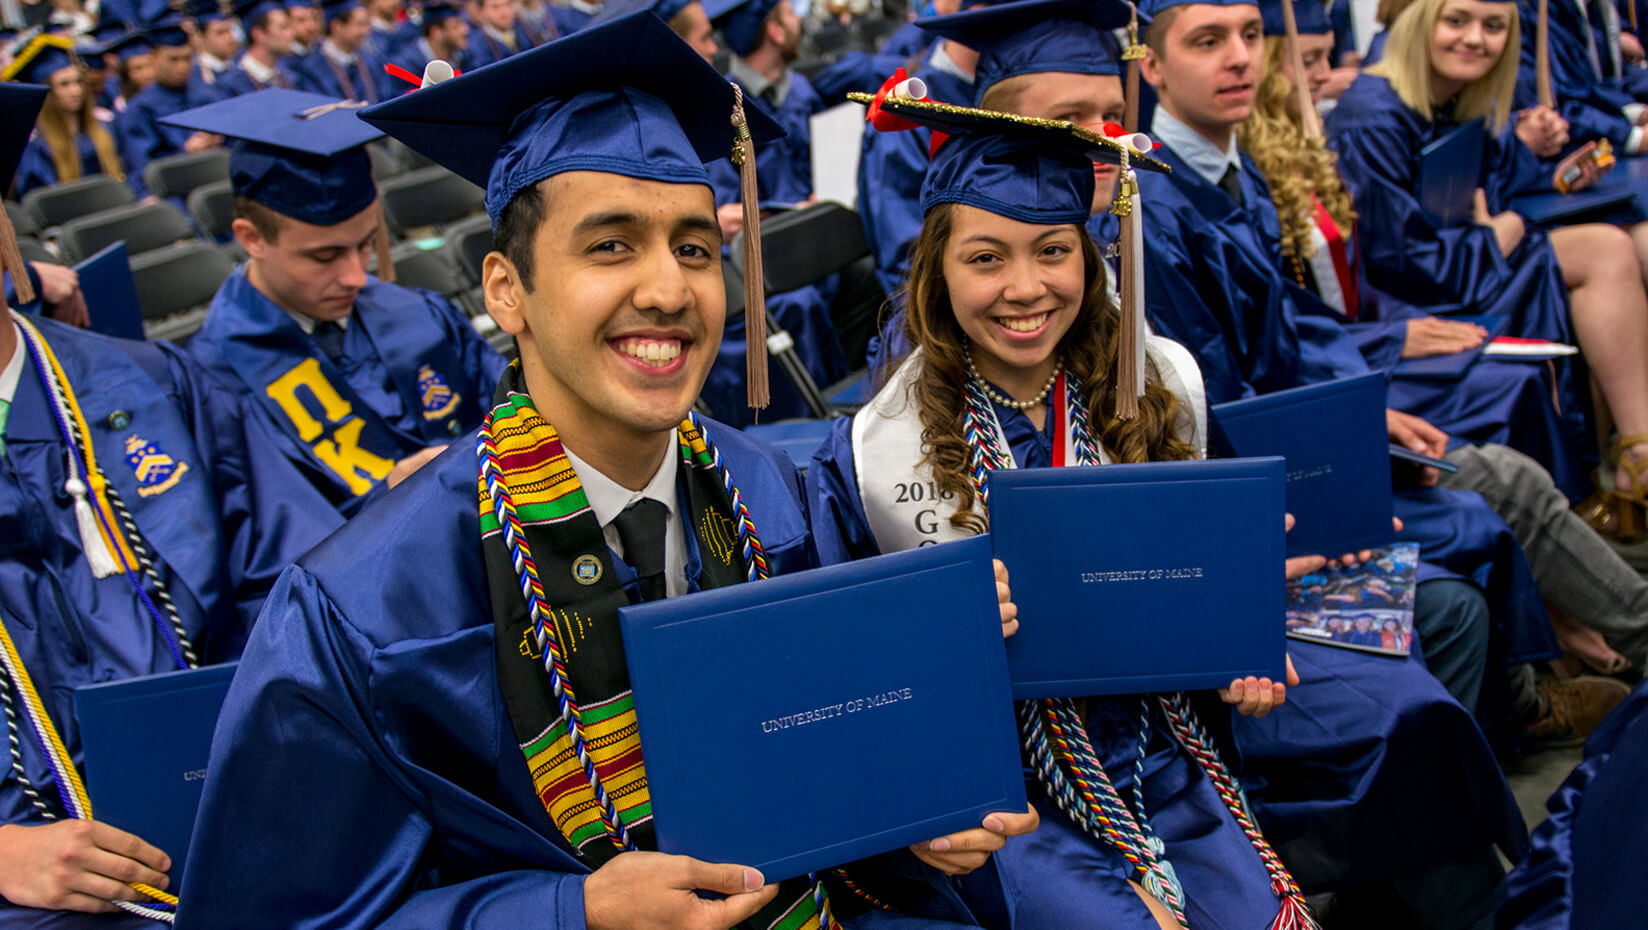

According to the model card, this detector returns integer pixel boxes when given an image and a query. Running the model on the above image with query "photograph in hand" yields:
[1286,542,1420,656]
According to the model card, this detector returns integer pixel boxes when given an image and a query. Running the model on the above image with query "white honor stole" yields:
[853,338,1209,555]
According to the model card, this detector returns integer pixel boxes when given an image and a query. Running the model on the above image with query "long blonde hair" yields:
[37,67,125,185]
[1367,0,1519,132]
[889,203,1196,534]
[1237,36,1358,261]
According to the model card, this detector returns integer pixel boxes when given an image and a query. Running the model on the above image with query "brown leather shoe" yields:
[1524,674,1632,748]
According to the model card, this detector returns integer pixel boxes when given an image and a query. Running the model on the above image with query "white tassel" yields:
[66,477,121,579]
[1127,179,1146,403]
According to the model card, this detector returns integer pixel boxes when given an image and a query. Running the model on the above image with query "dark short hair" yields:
[234,195,285,243]
[1143,5,1179,54]
[492,182,546,291]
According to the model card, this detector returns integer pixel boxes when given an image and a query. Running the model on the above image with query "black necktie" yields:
[612,498,670,603]
[760,86,780,108]
[311,321,347,364]
[1217,164,1245,207]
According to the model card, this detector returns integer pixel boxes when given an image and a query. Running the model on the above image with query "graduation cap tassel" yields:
[730,84,770,413]
[374,214,396,284]
[1280,0,1321,140]
[0,205,33,305]
[1536,0,1555,108]
[1112,149,1145,421]
[1122,5,1145,133]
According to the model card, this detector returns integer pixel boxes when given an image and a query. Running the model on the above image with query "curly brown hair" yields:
[1236,36,1357,264]
[884,203,1197,534]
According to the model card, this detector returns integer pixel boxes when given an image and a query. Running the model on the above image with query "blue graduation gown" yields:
[708,69,825,210]
[15,130,104,198]
[175,424,991,930]
[186,266,508,518]
[1133,139,1560,701]
[0,319,340,927]
[289,45,394,104]
[115,82,193,199]
[462,21,539,69]
[811,398,1527,897]
[878,20,931,59]
[857,49,973,294]
[548,2,593,35]
[808,51,919,108]
[214,55,296,97]
[1514,0,1640,146]
[388,38,461,87]
[809,411,1291,928]
[1495,678,1648,929]
[363,19,420,64]
[183,61,231,108]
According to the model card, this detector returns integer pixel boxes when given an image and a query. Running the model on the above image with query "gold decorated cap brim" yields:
[2,33,77,83]
[847,92,1170,174]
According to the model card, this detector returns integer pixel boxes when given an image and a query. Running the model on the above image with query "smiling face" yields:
[1143,3,1264,139]
[1284,31,1335,106]
[983,70,1127,213]
[941,204,1085,388]
[1428,0,1512,95]
[485,171,725,446]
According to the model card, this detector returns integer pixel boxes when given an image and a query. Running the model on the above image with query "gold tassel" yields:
[1122,6,1145,133]
[730,84,769,414]
[1280,0,1321,140]
[1111,155,1143,420]
[0,204,33,305]
[374,212,395,284]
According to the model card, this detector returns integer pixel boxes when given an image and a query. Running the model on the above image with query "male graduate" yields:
[170,89,506,520]
[289,0,394,102]
[285,0,322,56]
[182,0,242,105]
[0,82,341,928]
[216,0,298,95]
[463,0,541,68]
[116,16,221,198]
[387,0,469,75]
[362,0,419,61]
[176,13,1033,929]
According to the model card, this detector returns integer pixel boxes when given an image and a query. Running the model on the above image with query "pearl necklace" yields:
[964,344,1062,411]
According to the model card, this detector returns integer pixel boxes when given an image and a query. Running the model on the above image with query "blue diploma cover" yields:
[1417,121,1485,227]
[619,536,1026,882]
[989,459,1288,699]
[1211,373,1395,557]
[74,662,239,878]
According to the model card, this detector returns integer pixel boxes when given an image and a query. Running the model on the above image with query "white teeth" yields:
[617,338,683,367]
[998,313,1049,333]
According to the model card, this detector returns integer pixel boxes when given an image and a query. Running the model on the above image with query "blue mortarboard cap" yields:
[321,0,363,24]
[233,0,285,24]
[3,36,79,84]
[145,14,193,47]
[1138,0,1255,17]
[708,0,779,55]
[419,0,462,25]
[0,83,47,191]
[359,11,783,224]
[102,29,155,60]
[588,0,697,28]
[853,92,1166,224]
[188,0,231,23]
[162,89,385,225]
[1259,0,1329,34]
[916,0,1134,102]
[286,0,318,9]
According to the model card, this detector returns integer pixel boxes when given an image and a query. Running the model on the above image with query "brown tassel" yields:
[0,204,34,305]
[1536,0,1555,108]
[1122,6,1145,133]
[1631,0,1639,35]
[373,213,395,284]
[730,84,769,414]
[1113,165,1142,421]
[1280,0,1321,140]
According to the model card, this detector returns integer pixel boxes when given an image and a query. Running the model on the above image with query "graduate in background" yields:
[285,0,323,57]
[116,16,221,198]
[362,0,420,61]
[106,30,155,112]
[463,0,542,67]
[216,0,299,96]
[1511,0,1648,153]
[387,0,470,77]
[582,0,717,62]
[7,34,127,197]
[289,0,394,102]
[174,89,505,519]
[0,83,341,928]
[177,15,1033,928]
[182,0,242,106]
[1328,0,1648,540]
[549,0,602,33]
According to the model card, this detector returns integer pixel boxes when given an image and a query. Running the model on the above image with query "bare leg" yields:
[1549,223,1648,491]
[1627,221,1648,290]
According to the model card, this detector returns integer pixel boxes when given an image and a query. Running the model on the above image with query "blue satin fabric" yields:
[1496,679,1648,929]
[879,20,933,59]
[363,20,421,65]
[115,83,194,198]
[708,69,825,210]
[15,130,109,199]
[857,51,973,293]
[0,319,340,926]
[187,265,508,517]
[215,55,299,98]
[184,63,231,109]
[177,424,988,929]
[289,46,396,104]
[463,21,543,69]
[1514,0,1640,146]
[550,3,594,35]
[810,51,921,108]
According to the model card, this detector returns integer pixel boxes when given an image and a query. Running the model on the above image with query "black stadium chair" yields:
[188,179,236,243]
[58,201,196,263]
[381,241,466,300]
[130,240,237,342]
[142,149,231,202]
[377,166,485,238]
[16,237,55,264]
[443,213,493,286]
[6,200,38,239]
[22,174,135,230]
[737,200,870,294]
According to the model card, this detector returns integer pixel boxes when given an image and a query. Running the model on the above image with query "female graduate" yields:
[6,36,126,198]
[1237,0,1591,496]
[812,96,1322,930]
[1325,0,1648,534]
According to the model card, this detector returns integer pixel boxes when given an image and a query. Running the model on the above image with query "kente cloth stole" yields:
[478,367,834,930]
